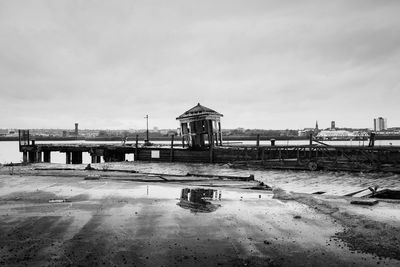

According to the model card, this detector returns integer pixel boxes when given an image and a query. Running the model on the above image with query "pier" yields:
[18,138,400,173]
[17,103,400,173]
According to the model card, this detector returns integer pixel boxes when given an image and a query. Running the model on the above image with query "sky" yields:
[0,0,399,130]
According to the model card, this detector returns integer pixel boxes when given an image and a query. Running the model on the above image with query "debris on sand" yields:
[350,199,379,206]
[48,199,70,203]
[85,175,101,180]
[272,187,296,200]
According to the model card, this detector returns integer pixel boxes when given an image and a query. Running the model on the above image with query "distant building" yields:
[374,117,387,131]
[331,121,335,130]
[0,129,8,136]
[298,128,315,137]
[317,130,354,140]
[75,123,79,136]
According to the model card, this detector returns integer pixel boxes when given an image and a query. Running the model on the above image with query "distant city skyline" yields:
[1,1,399,130]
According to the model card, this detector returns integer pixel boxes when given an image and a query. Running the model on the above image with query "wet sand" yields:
[0,164,399,266]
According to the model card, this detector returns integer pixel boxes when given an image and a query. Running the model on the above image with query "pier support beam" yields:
[36,151,42,163]
[66,152,71,164]
[43,151,51,163]
[170,134,174,162]
[104,152,125,162]
[72,151,83,164]
[135,135,139,161]
[28,151,36,163]
[22,151,28,163]
[91,155,101,163]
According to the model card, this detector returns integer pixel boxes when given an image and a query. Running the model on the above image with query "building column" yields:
[66,152,71,164]
[43,151,51,163]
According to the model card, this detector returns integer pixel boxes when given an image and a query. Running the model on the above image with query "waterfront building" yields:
[176,103,223,149]
[331,121,335,130]
[374,117,387,132]
[317,130,354,140]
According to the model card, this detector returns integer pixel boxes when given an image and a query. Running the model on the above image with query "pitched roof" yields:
[176,103,223,120]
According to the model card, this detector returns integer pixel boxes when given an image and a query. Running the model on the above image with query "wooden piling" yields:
[66,152,71,164]
[170,134,174,162]
[43,151,51,163]
[208,120,214,163]
[22,151,28,163]
[135,135,139,161]
[28,151,36,163]
[218,122,223,146]
[72,151,82,164]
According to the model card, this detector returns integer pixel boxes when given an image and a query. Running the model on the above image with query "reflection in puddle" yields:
[177,188,221,213]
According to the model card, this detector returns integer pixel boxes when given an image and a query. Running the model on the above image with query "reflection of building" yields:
[176,103,223,149]
[177,188,221,213]
[374,117,387,132]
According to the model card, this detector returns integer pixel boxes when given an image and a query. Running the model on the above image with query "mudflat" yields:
[0,165,399,266]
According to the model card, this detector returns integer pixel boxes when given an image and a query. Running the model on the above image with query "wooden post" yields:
[368,133,375,147]
[309,134,313,161]
[170,134,175,162]
[218,122,223,146]
[135,135,139,161]
[91,154,96,163]
[66,152,71,164]
[72,151,82,164]
[36,151,42,163]
[208,121,214,163]
[22,151,28,163]
[43,151,51,163]
[28,151,36,163]
[256,134,260,147]
[18,130,21,152]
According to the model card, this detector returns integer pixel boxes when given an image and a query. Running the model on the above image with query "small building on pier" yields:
[176,103,223,149]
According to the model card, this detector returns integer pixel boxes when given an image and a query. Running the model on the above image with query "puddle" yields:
[177,188,222,213]
[82,162,400,196]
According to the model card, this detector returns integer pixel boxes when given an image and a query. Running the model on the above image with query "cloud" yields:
[0,0,399,129]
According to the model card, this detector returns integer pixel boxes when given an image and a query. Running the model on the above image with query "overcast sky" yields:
[1,0,399,130]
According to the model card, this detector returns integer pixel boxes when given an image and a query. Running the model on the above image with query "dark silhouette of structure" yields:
[176,103,223,149]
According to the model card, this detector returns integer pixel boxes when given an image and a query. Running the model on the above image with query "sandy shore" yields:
[0,163,399,266]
